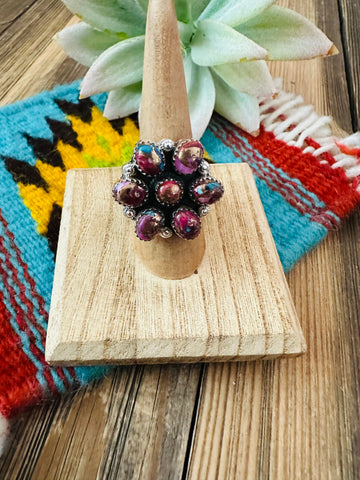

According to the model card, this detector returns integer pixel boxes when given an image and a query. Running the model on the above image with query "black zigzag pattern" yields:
[55,97,94,123]
[46,203,62,256]
[24,134,65,171]
[46,118,82,151]
[3,156,49,191]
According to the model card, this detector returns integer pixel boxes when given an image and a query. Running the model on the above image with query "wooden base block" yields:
[45,163,306,365]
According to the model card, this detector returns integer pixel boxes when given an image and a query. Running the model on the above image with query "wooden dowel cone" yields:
[134,0,205,280]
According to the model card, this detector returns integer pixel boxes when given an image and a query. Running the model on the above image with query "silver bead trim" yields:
[199,205,210,216]
[198,159,210,175]
[158,138,175,151]
[123,206,136,219]
[121,161,136,178]
[159,227,173,238]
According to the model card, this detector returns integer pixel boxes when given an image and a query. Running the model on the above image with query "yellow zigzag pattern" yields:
[18,106,139,236]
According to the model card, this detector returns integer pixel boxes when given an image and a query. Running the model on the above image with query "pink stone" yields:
[156,179,183,205]
[192,178,224,205]
[174,140,203,175]
[112,180,147,208]
[135,210,164,241]
[135,143,165,176]
[172,209,201,240]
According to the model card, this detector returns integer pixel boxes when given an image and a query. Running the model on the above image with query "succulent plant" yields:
[57,0,336,138]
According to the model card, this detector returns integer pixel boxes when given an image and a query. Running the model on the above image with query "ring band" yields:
[112,138,224,241]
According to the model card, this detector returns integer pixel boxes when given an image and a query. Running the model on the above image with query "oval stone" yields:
[112,180,148,208]
[192,178,224,205]
[174,140,204,175]
[156,179,183,205]
[135,209,164,241]
[134,143,165,176]
[172,209,201,240]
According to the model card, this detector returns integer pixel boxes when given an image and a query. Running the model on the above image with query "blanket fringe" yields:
[260,88,360,193]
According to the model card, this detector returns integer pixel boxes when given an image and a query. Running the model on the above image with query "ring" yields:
[112,138,224,241]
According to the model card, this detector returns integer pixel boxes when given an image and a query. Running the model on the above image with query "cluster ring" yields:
[112,138,224,241]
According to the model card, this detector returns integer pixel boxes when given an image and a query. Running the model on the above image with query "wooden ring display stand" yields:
[134,0,205,280]
[45,0,306,365]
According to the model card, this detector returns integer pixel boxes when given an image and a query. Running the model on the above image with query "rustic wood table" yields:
[0,1,359,479]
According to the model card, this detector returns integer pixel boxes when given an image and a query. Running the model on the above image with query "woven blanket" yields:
[0,81,359,449]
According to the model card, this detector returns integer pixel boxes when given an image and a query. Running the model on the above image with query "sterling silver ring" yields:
[112,138,224,241]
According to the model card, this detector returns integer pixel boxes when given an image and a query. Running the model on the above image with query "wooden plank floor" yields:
[0,1,359,478]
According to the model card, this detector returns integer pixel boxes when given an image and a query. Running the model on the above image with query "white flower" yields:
[57,0,335,138]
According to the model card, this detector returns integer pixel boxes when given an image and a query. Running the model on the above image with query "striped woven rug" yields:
[0,81,359,451]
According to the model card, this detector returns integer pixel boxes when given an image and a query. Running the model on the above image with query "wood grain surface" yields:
[0,1,359,479]
[337,0,360,132]
[45,164,305,365]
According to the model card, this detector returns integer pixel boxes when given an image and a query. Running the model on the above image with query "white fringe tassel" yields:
[260,85,360,193]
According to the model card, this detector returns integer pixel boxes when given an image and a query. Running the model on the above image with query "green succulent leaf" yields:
[138,0,192,21]
[213,60,275,98]
[62,0,146,36]
[175,0,192,23]
[56,23,121,67]
[59,0,337,136]
[239,6,334,60]
[80,36,145,97]
[184,58,215,139]
[197,0,276,28]
[178,21,196,46]
[212,71,260,133]
[136,0,149,13]
[191,19,267,66]
[190,0,211,21]
[103,82,142,119]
